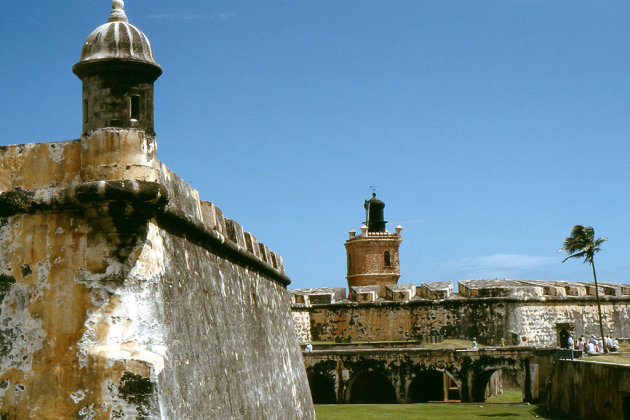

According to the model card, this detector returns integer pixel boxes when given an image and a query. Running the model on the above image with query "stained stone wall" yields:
[0,132,315,419]
[292,310,312,343]
[291,280,630,346]
[550,360,630,420]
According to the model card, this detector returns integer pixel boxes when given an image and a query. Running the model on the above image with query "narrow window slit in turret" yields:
[130,95,140,121]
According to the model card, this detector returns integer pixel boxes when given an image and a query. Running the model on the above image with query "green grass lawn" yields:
[315,403,571,419]
[578,342,630,364]
[305,338,480,349]
[423,338,475,349]
[581,353,630,364]
[486,389,523,403]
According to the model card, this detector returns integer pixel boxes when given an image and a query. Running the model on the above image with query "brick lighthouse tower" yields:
[345,194,402,295]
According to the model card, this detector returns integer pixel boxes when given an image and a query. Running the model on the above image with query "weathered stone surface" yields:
[550,360,630,420]
[303,346,556,403]
[0,135,313,419]
[350,285,381,303]
[150,223,310,418]
[225,218,246,250]
[291,287,346,305]
[292,310,312,343]
[291,280,630,346]
[200,201,226,236]
[0,140,81,192]
[385,283,416,301]
[417,282,452,300]
[460,279,544,298]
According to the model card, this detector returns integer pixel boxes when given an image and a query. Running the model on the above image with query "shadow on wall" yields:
[407,370,461,402]
[347,372,397,404]
[307,374,336,404]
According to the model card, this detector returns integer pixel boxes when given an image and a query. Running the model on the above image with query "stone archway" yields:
[407,370,461,403]
[347,371,397,404]
[472,367,523,403]
[307,373,336,404]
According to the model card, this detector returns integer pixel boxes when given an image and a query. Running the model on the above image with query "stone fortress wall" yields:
[0,133,314,419]
[291,279,630,347]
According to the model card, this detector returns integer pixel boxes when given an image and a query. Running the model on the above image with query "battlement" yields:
[290,279,630,306]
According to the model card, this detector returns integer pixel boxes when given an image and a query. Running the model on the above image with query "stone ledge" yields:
[0,180,167,217]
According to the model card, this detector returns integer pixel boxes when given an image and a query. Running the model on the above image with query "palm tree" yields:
[560,225,608,353]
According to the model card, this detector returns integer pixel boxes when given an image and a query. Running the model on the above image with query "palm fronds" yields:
[560,225,607,264]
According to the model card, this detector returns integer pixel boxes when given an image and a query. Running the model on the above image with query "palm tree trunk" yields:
[591,259,608,353]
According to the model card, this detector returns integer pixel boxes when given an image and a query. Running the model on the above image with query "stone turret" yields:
[72,0,162,183]
[73,0,162,135]
[345,193,402,295]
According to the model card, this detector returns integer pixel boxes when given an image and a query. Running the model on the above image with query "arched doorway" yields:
[347,372,397,404]
[407,370,461,403]
[307,373,336,404]
[472,368,523,403]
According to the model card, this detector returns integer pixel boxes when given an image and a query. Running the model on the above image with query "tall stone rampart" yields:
[291,280,630,346]
[0,133,314,419]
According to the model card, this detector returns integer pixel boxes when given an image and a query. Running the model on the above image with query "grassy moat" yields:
[315,401,571,419]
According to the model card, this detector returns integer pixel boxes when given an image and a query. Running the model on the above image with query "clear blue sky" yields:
[2,1,630,289]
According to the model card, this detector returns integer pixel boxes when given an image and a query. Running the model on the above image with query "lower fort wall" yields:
[550,360,630,420]
[295,299,630,346]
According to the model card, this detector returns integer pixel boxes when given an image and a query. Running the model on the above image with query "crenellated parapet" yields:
[290,279,630,306]
[458,279,630,299]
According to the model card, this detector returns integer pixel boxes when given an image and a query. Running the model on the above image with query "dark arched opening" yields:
[408,370,460,403]
[307,373,336,404]
[472,368,523,403]
[348,372,397,404]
